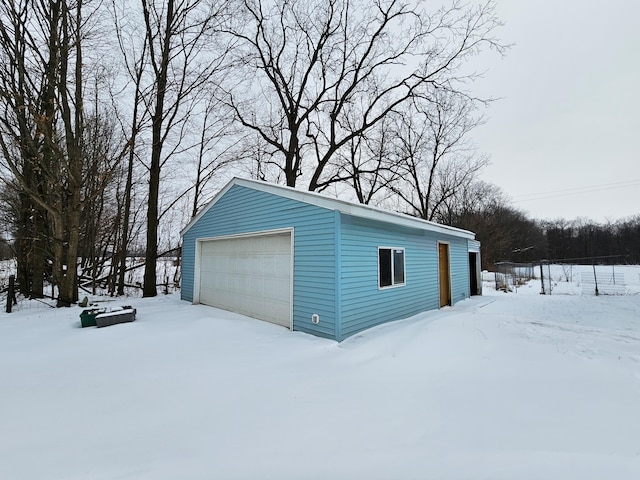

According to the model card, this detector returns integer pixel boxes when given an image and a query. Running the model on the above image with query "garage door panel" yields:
[198,232,292,328]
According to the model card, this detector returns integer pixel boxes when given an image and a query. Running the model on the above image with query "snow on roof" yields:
[181,177,475,240]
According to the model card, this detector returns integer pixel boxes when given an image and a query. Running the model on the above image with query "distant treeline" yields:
[454,207,640,268]
[542,217,640,264]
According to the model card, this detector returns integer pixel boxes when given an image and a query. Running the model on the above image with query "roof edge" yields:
[181,177,476,240]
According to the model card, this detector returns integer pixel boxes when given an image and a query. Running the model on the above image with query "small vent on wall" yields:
[311,314,320,324]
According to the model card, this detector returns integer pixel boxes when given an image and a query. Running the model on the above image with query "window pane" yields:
[393,249,405,284]
[379,249,392,287]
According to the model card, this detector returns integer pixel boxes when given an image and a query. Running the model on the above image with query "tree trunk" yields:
[117,145,135,295]
[57,209,81,306]
[142,0,175,297]
[143,160,160,297]
[30,208,46,299]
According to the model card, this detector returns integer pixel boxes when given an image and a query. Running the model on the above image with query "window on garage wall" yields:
[378,247,405,288]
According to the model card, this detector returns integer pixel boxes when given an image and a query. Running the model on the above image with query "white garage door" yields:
[198,232,292,328]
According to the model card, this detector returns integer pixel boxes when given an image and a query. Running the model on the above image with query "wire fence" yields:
[492,258,639,296]
[493,262,536,292]
[0,257,181,313]
[579,265,626,295]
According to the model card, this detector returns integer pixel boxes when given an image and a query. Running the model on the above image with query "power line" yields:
[513,180,640,202]
[515,179,640,198]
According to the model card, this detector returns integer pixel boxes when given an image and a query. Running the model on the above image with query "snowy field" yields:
[1,280,640,479]
[490,264,640,296]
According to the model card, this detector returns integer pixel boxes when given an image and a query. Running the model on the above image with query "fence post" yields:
[6,275,16,313]
[612,264,616,285]
[539,263,545,295]
[592,264,599,296]
[570,264,573,282]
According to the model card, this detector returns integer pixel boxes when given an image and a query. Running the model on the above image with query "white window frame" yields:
[378,246,406,289]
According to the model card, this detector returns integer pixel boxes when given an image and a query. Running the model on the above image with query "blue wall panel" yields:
[182,185,337,339]
[450,238,471,304]
[338,214,470,339]
[468,239,481,252]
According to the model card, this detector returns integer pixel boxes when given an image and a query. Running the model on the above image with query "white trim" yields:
[182,177,475,240]
[193,228,294,330]
[289,228,295,330]
[194,227,293,244]
[193,239,202,304]
[378,246,406,290]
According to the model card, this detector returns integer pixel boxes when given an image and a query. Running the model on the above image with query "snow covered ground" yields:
[490,264,640,296]
[1,281,639,479]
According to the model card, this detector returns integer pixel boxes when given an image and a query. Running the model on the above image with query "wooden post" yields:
[539,263,545,295]
[593,264,599,296]
[6,275,16,313]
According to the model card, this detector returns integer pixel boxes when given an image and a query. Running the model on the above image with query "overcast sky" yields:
[470,0,640,222]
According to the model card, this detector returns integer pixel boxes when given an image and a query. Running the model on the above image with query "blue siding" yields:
[338,214,470,339]
[182,185,337,339]
[450,238,471,304]
[468,239,481,252]
[183,181,476,341]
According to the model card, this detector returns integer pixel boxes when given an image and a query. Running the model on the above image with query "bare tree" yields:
[191,97,240,218]
[127,0,232,297]
[387,91,488,221]
[109,0,151,295]
[224,0,503,191]
[78,101,125,295]
[328,114,398,205]
[0,173,48,297]
[0,0,96,305]
[0,1,51,298]
[438,179,498,225]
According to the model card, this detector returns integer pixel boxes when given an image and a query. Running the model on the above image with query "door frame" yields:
[468,250,482,296]
[193,227,294,329]
[438,241,452,307]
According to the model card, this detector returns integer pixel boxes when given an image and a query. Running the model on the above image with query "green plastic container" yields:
[80,308,105,328]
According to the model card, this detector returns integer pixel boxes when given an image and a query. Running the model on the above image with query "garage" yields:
[182,178,480,340]
[195,230,293,328]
